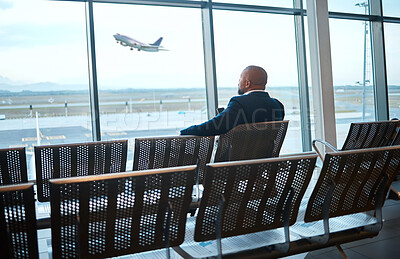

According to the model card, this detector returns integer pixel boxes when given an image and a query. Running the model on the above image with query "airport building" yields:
[0,0,400,258]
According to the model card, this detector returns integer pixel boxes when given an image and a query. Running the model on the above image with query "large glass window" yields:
[385,23,400,119]
[383,0,400,17]
[329,18,375,147]
[213,10,303,154]
[212,0,293,8]
[93,4,206,168]
[0,0,90,179]
[328,0,370,15]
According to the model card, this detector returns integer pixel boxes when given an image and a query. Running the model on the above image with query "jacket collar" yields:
[244,90,269,97]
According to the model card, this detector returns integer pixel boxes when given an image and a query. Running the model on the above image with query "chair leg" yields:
[336,245,348,259]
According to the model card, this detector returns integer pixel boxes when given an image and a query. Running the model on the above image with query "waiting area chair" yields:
[0,183,38,259]
[35,139,128,202]
[289,145,400,257]
[214,120,289,163]
[176,153,317,258]
[0,147,28,185]
[386,124,400,200]
[177,145,400,258]
[133,135,214,183]
[50,166,196,258]
[313,120,398,160]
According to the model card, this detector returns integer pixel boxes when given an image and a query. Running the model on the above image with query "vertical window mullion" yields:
[306,0,337,149]
[294,0,312,151]
[85,0,101,141]
[370,0,389,120]
[202,0,218,119]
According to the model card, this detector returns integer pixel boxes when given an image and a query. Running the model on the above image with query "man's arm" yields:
[180,99,242,136]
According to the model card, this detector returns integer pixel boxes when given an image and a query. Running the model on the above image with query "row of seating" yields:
[1,119,400,258]
[2,144,400,258]
[0,120,289,202]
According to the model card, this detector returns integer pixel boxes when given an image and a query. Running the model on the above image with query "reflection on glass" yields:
[329,18,375,147]
[0,0,90,179]
[93,4,206,168]
[385,24,400,119]
[328,0,370,15]
[213,10,302,154]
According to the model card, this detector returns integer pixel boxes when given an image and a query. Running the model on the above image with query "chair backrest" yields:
[304,146,400,222]
[133,135,214,183]
[0,183,38,259]
[390,122,400,145]
[214,120,288,163]
[194,154,317,241]
[0,147,28,185]
[35,139,128,202]
[341,120,398,150]
[50,166,196,258]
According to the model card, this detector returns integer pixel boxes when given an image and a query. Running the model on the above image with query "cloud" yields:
[0,1,13,10]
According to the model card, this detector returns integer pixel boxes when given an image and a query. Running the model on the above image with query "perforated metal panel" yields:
[133,136,214,183]
[304,146,400,222]
[214,120,288,163]
[341,121,398,150]
[35,140,128,202]
[0,183,38,259]
[0,147,28,185]
[50,166,196,258]
[194,154,317,242]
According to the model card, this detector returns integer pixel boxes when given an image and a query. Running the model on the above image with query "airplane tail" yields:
[150,37,163,46]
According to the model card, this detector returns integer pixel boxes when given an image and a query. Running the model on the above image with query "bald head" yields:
[238,65,268,95]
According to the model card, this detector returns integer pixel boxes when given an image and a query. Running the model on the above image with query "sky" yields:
[0,0,399,90]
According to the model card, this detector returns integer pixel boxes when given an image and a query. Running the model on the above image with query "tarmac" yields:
[0,109,367,180]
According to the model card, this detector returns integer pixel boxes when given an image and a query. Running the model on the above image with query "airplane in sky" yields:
[113,33,168,52]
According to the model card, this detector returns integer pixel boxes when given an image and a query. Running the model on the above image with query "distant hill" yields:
[0,74,399,96]
[0,82,87,92]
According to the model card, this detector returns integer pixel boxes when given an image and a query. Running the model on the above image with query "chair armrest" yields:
[312,139,339,161]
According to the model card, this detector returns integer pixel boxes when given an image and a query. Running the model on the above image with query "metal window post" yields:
[201,0,218,119]
[85,0,101,141]
[293,0,312,151]
[370,0,389,120]
[306,0,337,149]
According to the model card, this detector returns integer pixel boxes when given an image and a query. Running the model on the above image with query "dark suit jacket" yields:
[180,91,285,136]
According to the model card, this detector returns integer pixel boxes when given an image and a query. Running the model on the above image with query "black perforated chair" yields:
[388,124,400,199]
[0,147,28,185]
[35,140,128,202]
[177,154,317,258]
[290,145,400,256]
[313,120,398,160]
[133,135,214,183]
[214,120,288,163]
[50,166,196,258]
[0,183,39,259]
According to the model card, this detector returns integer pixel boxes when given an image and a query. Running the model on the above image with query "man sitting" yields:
[181,65,285,136]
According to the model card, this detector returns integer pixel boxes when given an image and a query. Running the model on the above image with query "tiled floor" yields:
[37,182,400,259]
